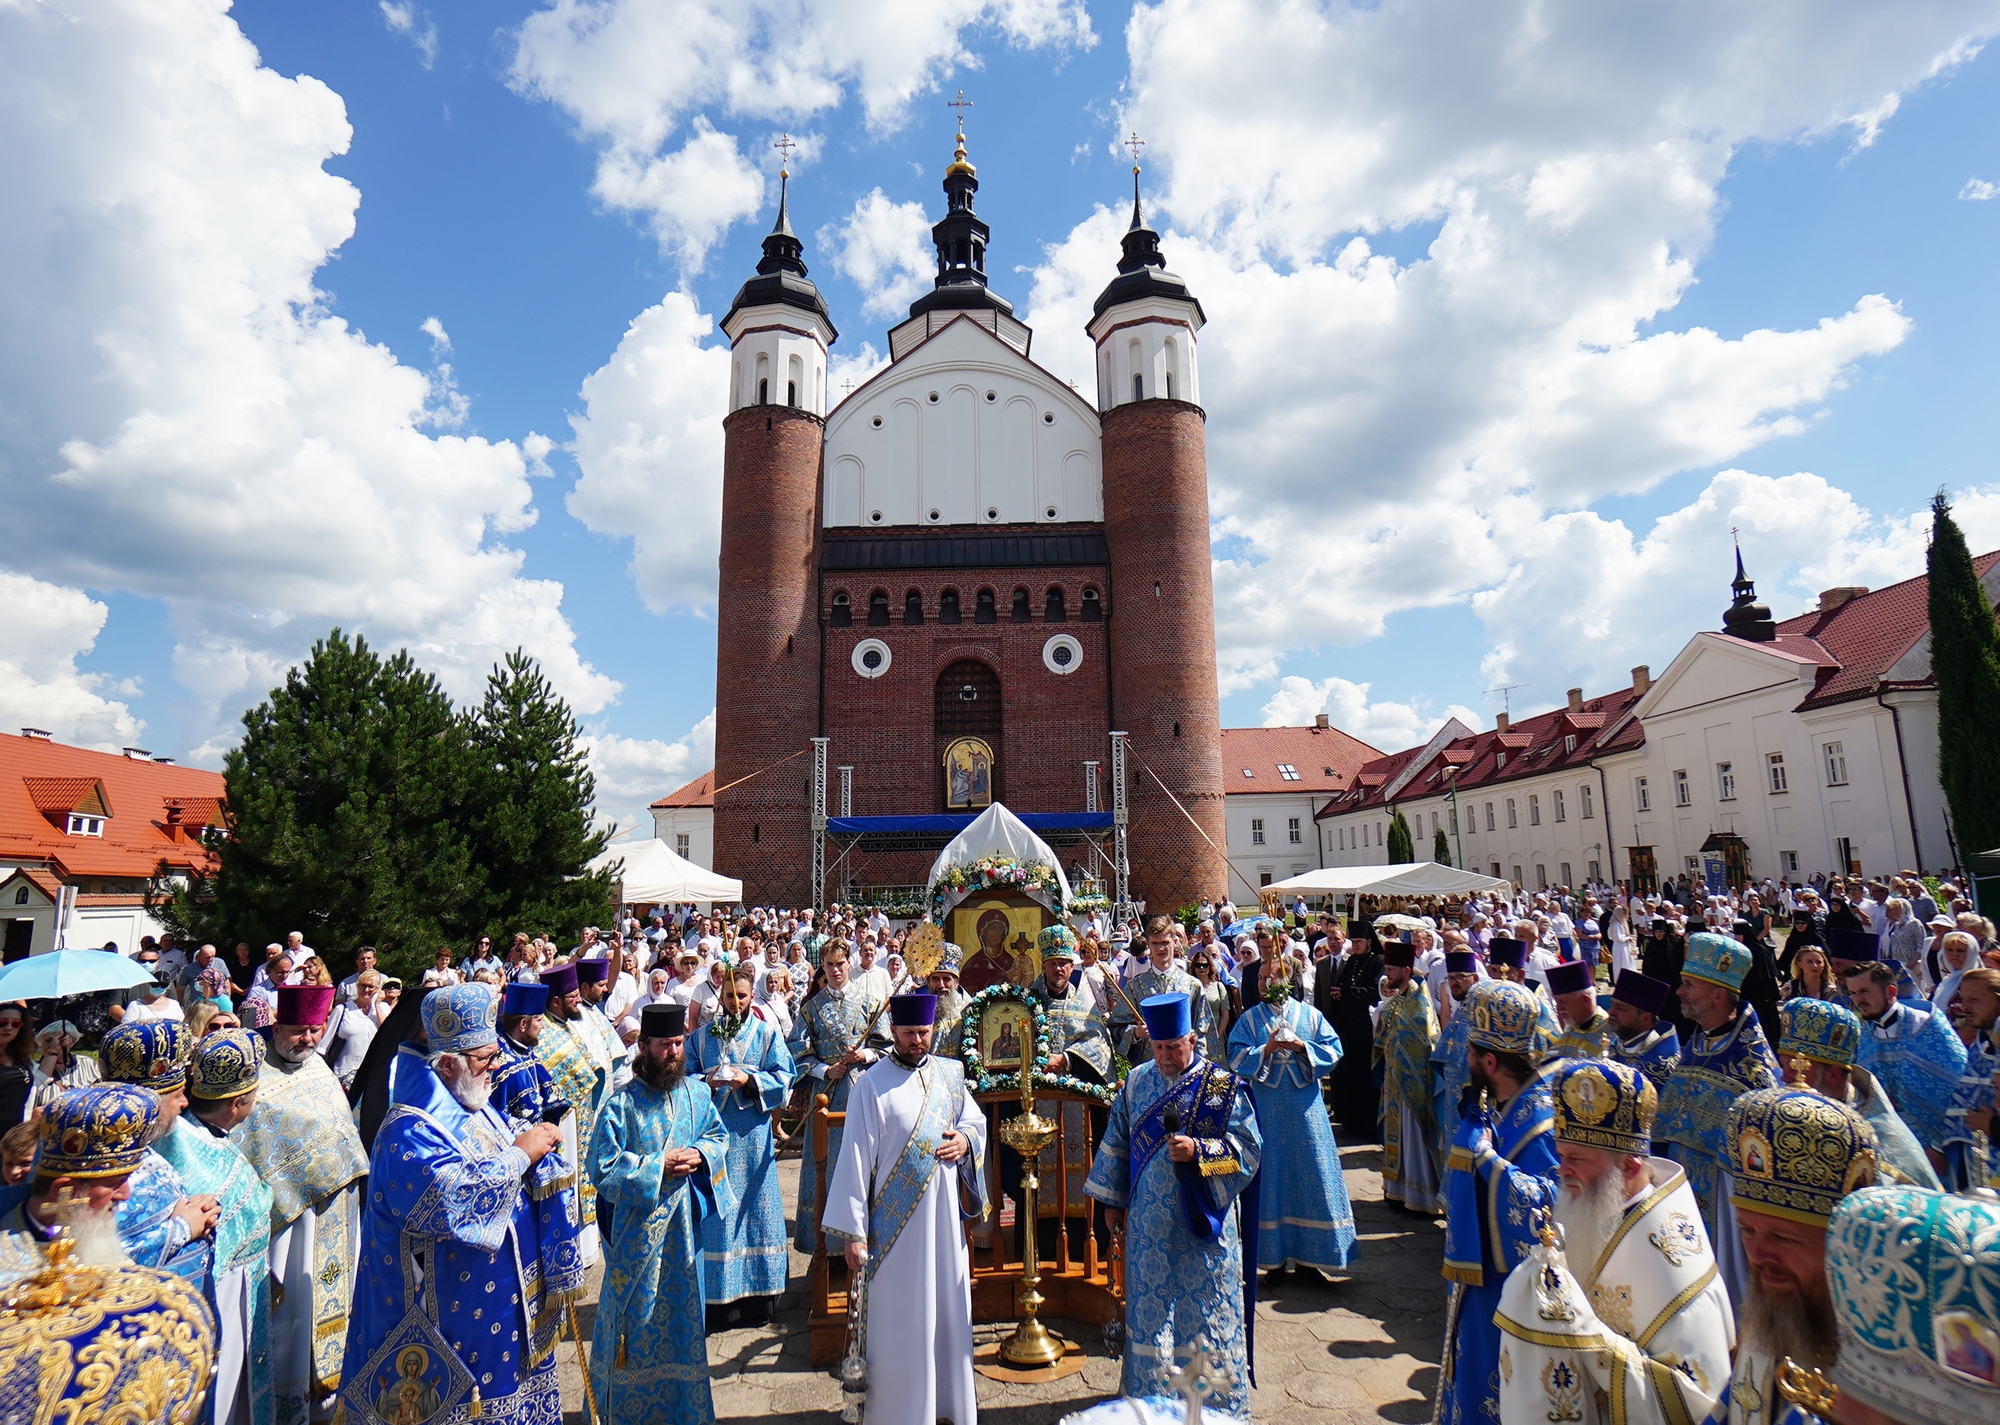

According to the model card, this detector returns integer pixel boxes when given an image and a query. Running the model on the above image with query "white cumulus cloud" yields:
[0,0,617,760]
[1260,675,1480,754]
[822,188,936,319]
[0,572,145,749]
[582,711,717,836]
[1961,176,2000,199]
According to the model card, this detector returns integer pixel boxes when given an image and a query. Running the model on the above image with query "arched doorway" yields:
[935,659,1001,810]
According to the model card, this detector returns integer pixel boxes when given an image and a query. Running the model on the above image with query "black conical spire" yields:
[722,137,835,337]
[907,93,1015,322]
[1117,161,1167,275]
[1722,535,1777,642]
[1092,137,1203,324]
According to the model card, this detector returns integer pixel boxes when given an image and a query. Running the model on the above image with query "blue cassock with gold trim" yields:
[1086,1056,1261,1415]
[1439,1074,1560,1425]
[1854,1000,1967,1153]
[1654,1007,1778,1248]
[340,1056,579,1425]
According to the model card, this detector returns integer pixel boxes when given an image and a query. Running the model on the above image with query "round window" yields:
[985,390,997,402]
[1043,634,1083,676]
[928,391,940,403]
[928,508,942,522]
[1043,412,1055,424]
[986,507,1000,521]
[1045,506,1058,519]
[869,510,884,523]
[871,415,883,428]
[851,639,893,679]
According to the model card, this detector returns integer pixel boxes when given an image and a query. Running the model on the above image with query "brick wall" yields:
[713,404,823,906]
[1099,399,1230,911]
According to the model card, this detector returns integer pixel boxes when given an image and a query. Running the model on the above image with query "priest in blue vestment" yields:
[787,940,885,1251]
[1227,953,1356,1282]
[1429,951,1487,1157]
[1087,992,1261,1415]
[691,957,794,1325]
[1653,931,1778,1307]
[1843,956,1966,1175]
[339,985,573,1425]
[1436,980,1560,1425]
[98,1021,217,1287]
[488,981,590,1330]
[1604,969,1681,1092]
[588,1001,731,1425]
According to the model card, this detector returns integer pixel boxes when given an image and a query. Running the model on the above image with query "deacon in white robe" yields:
[1494,1060,1734,1425]
[823,991,988,1425]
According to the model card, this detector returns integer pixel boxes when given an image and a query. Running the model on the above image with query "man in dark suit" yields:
[1318,923,1383,1139]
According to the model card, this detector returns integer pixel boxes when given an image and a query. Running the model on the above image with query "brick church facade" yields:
[711,125,1227,911]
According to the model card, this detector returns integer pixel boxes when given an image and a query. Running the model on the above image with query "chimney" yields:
[152,756,175,765]
[1495,712,1510,735]
[164,804,183,826]
[1631,665,1651,697]
[1566,687,1583,714]
[1818,586,1868,614]
[1313,713,1329,729]
[121,747,150,761]
[20,728,50,740]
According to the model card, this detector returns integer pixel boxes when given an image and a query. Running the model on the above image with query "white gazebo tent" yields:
[1259,862,1514,901]
[588,837,742,906]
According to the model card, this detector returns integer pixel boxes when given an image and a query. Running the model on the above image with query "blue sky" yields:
[6,0,1999,832]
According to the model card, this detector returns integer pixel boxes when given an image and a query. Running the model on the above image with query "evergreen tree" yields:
[1433,825,1452,867]
[1928,490,2000,862]
[463,650,616,940]
[157,630,482,980]
[1387,809,1414,863]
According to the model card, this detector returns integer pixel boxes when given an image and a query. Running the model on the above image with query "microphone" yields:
[1164,1109,1181,1135]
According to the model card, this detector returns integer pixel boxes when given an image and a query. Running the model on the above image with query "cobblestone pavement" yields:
[555,1138,1446,1423]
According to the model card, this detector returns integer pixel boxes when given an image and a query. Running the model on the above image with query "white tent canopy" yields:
[589,837,742,906]
[1259,861,1513,899]
[925,802,1075,906]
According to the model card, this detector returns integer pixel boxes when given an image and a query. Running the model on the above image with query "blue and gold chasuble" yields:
[341,1059,575,1425]
[487,1040,590,1330]
[1944,1030,1999,1189]
[1855,1001,1967,1151]
[113,1148,211,1287]
[1655,1008,1779,1237]
[1227,998,1357,1272]
[1439,1078,1559,1425]
[787,983,883,1251]
[535,1020,606,1240]
[588,1075,731,1425]
[156,1117,276,1425]
[1110,967,1209,1055]
[1030,978,1113,1082]
[1609,1025,1682,1094]
[1431,989,1558,1161]
[689,1014,794,1304]
[1376,982,1442,1211]
[1086,1058,1260,1415]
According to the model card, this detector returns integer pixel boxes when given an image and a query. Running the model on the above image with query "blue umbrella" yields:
[0,948,156,1000]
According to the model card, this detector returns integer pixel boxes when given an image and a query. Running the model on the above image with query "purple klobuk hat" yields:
[1445,950,1478,975]
[541,962,579,998]
[1612,970,1672,1017]
[574,957,611,985]
[888,992,937,1027]
[1544,960,1594,997]
[1486,937,1529,970]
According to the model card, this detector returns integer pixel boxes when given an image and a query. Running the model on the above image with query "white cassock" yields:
[1494,1157,1736,1425]
[823,1053,987,1425]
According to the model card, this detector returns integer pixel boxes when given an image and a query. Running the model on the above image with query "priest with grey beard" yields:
[1494,1058,1735,1425]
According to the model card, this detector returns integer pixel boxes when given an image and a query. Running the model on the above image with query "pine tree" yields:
[1387,809,1414,863]
[157,630,482,979]
[1433,825,1452,867]
[463,650,616,941]
[1928,490,2000,863]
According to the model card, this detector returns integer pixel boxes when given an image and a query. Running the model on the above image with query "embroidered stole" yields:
[867,1061,968,1263]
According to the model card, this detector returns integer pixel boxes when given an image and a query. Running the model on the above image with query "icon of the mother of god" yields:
[959,908,1016,992]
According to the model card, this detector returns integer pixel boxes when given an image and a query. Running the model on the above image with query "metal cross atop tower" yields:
[1124,130,1146,168]
[948,89,973,133]
[773,132,797,174]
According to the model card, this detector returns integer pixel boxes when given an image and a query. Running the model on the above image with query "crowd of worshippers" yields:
[1,885,1997,1425]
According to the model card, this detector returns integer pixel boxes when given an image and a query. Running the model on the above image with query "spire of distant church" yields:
[723,131,834,336]
[756,134,806,277]
[1117,130,1166,276]
[1722,530,1778,642]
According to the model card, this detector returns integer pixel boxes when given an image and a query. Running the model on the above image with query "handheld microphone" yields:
[1164,1109,1181,1135]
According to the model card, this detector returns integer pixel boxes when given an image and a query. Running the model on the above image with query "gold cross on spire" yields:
[1124,130,1146,171]
[948,89,973,136]
[773,132,797,177]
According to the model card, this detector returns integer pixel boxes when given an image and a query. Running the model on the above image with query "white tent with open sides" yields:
[588,837,742,906]
[1257,861,1514,902]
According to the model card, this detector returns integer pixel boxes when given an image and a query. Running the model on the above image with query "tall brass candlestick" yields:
[997,1065,1062,1367]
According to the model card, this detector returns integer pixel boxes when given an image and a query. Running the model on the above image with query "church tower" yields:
[1722,540,1778,643]
[1090,158,1229,911]
[712,157,836,906]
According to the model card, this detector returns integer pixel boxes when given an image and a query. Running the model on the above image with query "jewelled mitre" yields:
[99,1020,193,1093]
[1466,980,1541,1056]
[1037,924,1079,959]
[1682,932,1751,993]
[188,1028,263,1102]
[422,983,499,1055]
[1778,999,1862,1069]
[1827,1184,2000,1423]
[1727,1086,1877,1226]
[37,1083,159,1180]
[1550,1058,1655,1156]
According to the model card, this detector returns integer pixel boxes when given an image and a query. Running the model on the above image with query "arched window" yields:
[787,354,804,409]
[1044,587,1067,623]
[974,588,997,624]
[1010,587,1032,623]
[1080,587,1102,622]
[830,591,852,627]
[903,590,924,625]
[935,660,1002,738]
[1132,373,1144,402]
[867,590,891,626]
[939,588,962,625]
[755,352,770,405]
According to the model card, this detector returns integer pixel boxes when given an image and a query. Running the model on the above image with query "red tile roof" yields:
[1768,552,2000,709]
[1220,724,1383,795]
[0,733,225,882]
[651,771,715,810]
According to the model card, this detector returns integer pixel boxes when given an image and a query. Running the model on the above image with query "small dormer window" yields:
[67,814,105,837]
[1277,764,1300,781]
[1564,733,1577,754]
[1241,768,1254,779]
